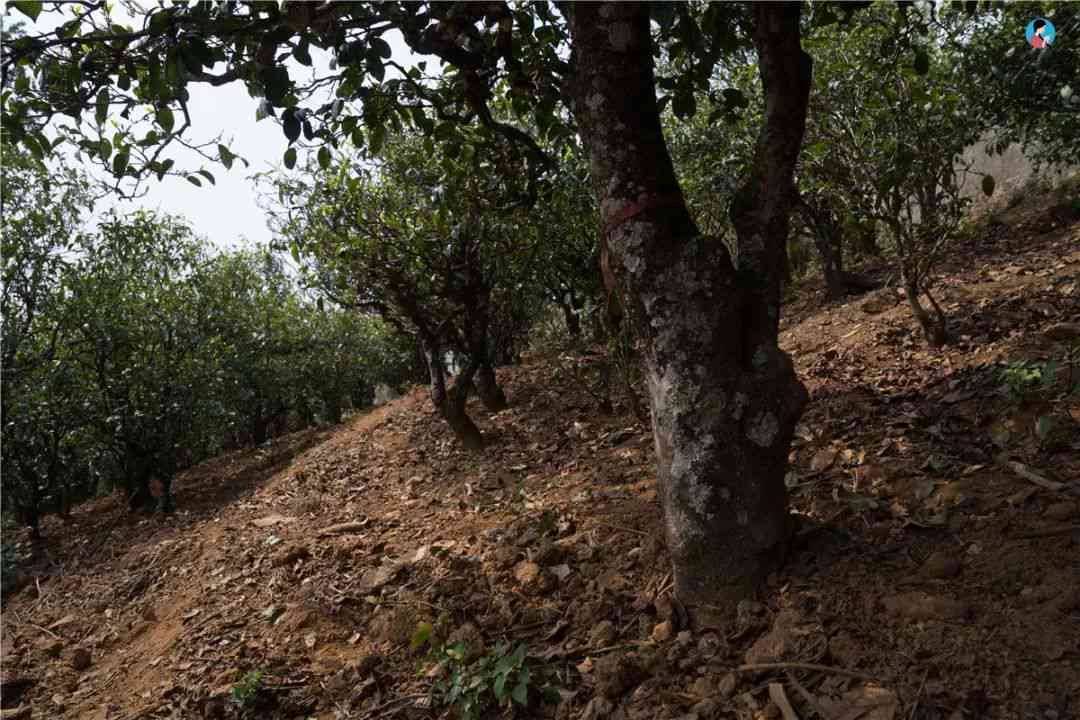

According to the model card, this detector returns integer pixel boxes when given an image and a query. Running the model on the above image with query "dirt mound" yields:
[2,213,1078,720]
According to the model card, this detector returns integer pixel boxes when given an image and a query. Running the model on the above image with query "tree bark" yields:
[474,362,509,412]
[800,196,846,299]
[568,2,809,625]
[424,337,484,450]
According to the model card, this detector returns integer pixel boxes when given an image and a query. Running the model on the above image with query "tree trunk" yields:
[561,296,583,339]
[474,362,509,412]
[424,338,484,450]
[568,2,809,625]
[800,197,846,299]
[903,277,947,347]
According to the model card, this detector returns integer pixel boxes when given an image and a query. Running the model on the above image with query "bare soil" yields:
[2,197,1078,720]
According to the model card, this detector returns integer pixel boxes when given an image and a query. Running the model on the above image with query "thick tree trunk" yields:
[568,2,809,625]
[424,338,484,450]
[474,362,509,412]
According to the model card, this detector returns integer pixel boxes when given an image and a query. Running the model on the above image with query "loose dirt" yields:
[2,197,1078,720]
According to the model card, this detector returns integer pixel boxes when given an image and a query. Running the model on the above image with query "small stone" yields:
[675,630,693,648]
[594,653,646,699]
[1045,502,1078,522]
[691,698,719,720]
[513,561,553,595]
[271,543,310,567]
[688,676,714,698]
[68,647,92,672]
[697,632,722,658]
[261,605,285,622]
[589,620,617,648]
[810,447,839,472]
[492,545,518,569]
[654,594,674,621]
[35,638,63,659]
[922,551,962,579]
[651,620,674,644]
[718,673,738,699]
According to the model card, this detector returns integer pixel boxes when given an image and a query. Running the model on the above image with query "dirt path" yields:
[2,205,1078,720]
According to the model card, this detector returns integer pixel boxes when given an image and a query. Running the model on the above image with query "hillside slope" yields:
[2,199,1078,720]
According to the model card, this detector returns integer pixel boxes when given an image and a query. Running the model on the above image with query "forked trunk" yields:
[903,278,948,347]
[424,338,484,450]
[568,2,810,625]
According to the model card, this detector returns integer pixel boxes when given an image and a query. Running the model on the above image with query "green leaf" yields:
[284,147,297,170]
[511,679,528,706]
[186,175,202,187]
[293,40,312,66]
[113,152,129,176]
[95,88,109,125]
[156,106,175,134]
[317,146,331,170]
[98,137,112,160]
[981,174,995,197]
[369,36,392,59]
[11,1,43,21]
[283,109,301,144]
[197,169,216,185]
[410,622,432,650]
[218,144,234,170]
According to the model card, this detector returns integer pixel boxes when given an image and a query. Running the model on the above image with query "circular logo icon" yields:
[1026,18,1056,49]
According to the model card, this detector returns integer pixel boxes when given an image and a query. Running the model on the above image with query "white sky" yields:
[9,3,418,250]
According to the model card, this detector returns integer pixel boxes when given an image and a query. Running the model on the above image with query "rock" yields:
[688,676,714,698]
[446,623,485,664]
[697,633,722,658]
[745,611,804,665]
[261,605,285,623]
[675,630,693,649]
[280,607,317,632]
[692,698,719,720]
[594,653,646,699]
[718,673,738,699]
[651,620,674,644]
[351,651,383,676]
[513,561,553,595]
[1045,322,1080,342]
[34,637,63,659]
[922,551,962,579]
[492,545,518,569]
[810,447,839,472]
[1045,502,1078,522]
[271,543,311,567]
[827,631,862,667]
[654,594,674,621]
[68,647,92,671]
[535,539,565,565]
[368,607,415,646]
[589,620,617,648]
[882,592,969,621]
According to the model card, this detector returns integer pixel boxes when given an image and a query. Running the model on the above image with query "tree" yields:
[1,145,96,535]
[2,0,814,621]
[801,4,991,345]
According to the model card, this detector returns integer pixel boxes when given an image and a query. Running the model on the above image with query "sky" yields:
[15,2,419,250]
